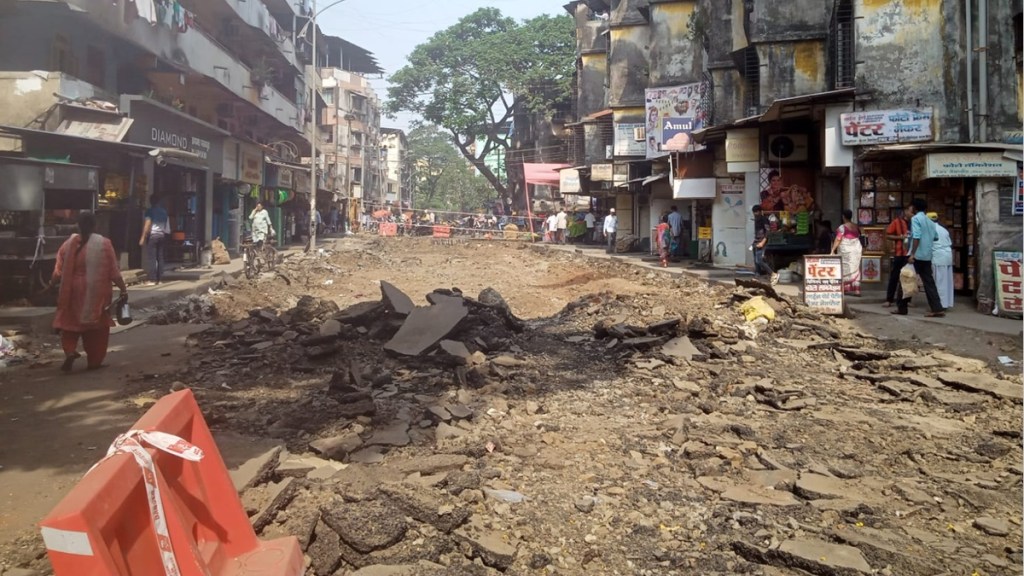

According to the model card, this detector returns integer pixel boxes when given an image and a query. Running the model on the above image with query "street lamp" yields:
[299,0,352,251]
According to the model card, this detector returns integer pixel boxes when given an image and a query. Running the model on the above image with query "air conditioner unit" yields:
[633,126,646,141]
[767,134,809,163]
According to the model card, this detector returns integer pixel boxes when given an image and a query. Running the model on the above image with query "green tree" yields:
[387,8,574,203]
[407,123,495,213]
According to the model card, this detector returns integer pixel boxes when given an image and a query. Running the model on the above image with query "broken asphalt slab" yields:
[935,371,1023,401]
[380,281,416,316]
[734,537,872,575]
[384,298,469,357]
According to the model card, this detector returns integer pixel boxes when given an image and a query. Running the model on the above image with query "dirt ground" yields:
[0,236,1021,576]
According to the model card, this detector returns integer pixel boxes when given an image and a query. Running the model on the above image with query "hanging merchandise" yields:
[250,184,260,199]
[277,188,289,204]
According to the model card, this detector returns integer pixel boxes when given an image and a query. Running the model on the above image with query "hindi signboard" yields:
[839,108,933,146]
[994,251,1023,318]
[803,255,844,315]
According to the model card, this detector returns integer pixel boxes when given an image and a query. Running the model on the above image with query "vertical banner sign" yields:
[994,251,1023,318]
[645,83,707,159]
[803,255,845,315]
[1014,163,1023,216]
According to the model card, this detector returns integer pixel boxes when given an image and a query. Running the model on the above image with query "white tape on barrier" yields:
[87,430,204,576]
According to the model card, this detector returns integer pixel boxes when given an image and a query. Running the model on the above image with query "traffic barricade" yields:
[432,225,452,238]
[39,389,303,576]
[378,222,398,237]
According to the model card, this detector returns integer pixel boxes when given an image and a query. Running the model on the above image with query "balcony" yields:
[68,0,302,133]
[179,0,301,75]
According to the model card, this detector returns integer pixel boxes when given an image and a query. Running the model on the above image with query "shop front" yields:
[0,157,100,301]
[120,96,226,267]
[216,139,265,253]
[856,144,1021,311]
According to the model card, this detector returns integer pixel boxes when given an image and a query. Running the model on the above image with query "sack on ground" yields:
[899,266,917,297]
[211,238,231,265]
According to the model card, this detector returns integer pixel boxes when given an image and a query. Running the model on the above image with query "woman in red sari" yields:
[655,214,672,268]
[52,212,128,372]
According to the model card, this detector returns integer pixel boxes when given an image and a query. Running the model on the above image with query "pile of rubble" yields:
[146,293,218,325]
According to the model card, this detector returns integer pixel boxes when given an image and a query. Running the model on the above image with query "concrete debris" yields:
[380,281,416,316]
[384,299,468,357]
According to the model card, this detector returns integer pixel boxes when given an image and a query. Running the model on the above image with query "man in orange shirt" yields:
[884,206,911,307]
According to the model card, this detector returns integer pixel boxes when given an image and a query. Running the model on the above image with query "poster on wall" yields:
[645,83,707,159]
[803,255,845,315]
[758,167,816,214]
[994,251,1023,318]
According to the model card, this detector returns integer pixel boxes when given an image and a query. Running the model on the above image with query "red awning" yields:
[523,163,570,186]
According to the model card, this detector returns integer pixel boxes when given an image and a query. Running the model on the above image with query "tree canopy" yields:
[386,8,574,203]
[406,124,495,213]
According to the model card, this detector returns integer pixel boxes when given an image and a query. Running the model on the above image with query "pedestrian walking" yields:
[894,199,945,317]
[603,208,618,254]
[53,211,129,372]
[830,209,863,297]
[138,194,169,286]
[556,208,568,244]
[656,214,672,267]
[751,205,778,285]
[883,207,910,307]
[584,210,596,244]
[545,213,558,243]
[929,212,954,309]
[667,205,682,259]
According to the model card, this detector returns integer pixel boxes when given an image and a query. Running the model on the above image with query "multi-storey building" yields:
[565,0,1022,313]
[320,67,383,225]
[0,0,377,289]
[380,128,410,207]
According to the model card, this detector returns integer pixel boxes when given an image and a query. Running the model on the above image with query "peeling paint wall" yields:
[648,1,703,87]
[580,54,609,118]
[608,25,650,107]
[750,1,831,43]
[757,40,827,105]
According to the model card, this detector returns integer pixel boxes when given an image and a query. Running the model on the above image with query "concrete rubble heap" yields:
[42,241,1016,576]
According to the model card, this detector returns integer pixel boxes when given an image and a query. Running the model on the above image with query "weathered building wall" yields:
[756,40,827,105]
[579,54,608,118]
[608,25,650,108]
[976,180,1024,311]
[749,1,830,43]
[974,0,1022,140]
[608,0,650,108]
[856,0,961,141]
[648,1,702,87]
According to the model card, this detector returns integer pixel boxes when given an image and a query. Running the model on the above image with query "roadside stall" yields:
[0,157,99,302]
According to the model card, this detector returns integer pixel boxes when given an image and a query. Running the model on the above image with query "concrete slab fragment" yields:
[380,281,415,316]
[384,301,468,357]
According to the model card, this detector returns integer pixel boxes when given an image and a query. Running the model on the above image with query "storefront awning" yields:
[673,177,716,199]
[690,88,858,144]
[0,124,154,156]
[642,173,668,186]
[523,163,570,186]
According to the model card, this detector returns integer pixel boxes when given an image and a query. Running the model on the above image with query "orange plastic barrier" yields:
[39,389,303,576]
[379,222,398,237]
[432,225,452,238]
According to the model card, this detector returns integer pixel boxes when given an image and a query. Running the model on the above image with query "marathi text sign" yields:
[803,255,844,315]
[913,152,1018,180]
[645,83,707,159]
[840,108,933,146]
[613,123,646,157]
[559,168,581,193]
[994,251,1023,318]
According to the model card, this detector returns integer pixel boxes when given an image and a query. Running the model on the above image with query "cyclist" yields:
[249,202,274,248]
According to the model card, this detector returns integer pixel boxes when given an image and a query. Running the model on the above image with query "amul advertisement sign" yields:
[645,83,708,159]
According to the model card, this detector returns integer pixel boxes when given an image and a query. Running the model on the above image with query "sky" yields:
[318,0,564,132]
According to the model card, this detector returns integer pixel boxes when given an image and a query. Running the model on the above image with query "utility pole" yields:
[308,0,319,250]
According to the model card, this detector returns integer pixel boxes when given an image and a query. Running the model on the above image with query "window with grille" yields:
[832,0,855,89]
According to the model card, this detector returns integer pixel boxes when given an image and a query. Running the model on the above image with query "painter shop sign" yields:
[803,255,844,315]
[994,251,1023,318]
[840,108,933,145]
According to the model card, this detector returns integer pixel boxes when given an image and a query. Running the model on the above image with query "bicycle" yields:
[242,236,277,280]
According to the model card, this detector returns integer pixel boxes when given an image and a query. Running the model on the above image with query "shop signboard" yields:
[1014,165,1023,216]
[803,255,844,315]
[613,123,646,157]
[912,152,1018,180]
[294,170,310,194]
[559,168,581,193]
[278,167,293,188]
[725,129,759,173]
[240,146,263,185]
[644,83,707,158]
[994,251,1023,318]
[122,97,224,168]
[839,108,933,146]
[591,163,613,182]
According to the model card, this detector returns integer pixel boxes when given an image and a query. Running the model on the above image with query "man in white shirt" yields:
[556,208,568,244]
[545,213,558,243]
[603,208,618,254]
[584,210,596,244]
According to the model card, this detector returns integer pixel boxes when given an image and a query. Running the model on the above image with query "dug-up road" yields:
[1,236,1021,576]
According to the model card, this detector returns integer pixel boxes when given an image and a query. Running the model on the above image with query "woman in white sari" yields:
[830,209,863,296]
[928,212,954,309]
